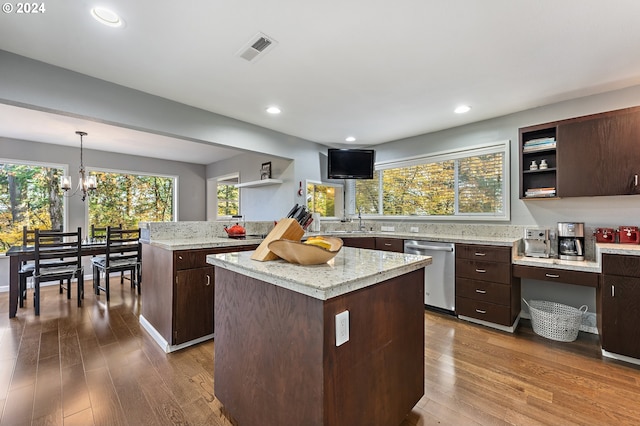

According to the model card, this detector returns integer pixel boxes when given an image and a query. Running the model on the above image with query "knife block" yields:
[250,218,305,261]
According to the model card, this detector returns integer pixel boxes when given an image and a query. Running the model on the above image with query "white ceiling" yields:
[2,0,640,163]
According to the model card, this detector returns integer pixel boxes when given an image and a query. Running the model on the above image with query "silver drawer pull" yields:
[474,252,486,256]
[475,309,487,314]
[475,269,486,273]
[206,274,211,286]
[545,273,560,278]
[178,255,183,260]
[475,289,487,294]
[384,243,392,246]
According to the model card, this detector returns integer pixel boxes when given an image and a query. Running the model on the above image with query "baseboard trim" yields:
[139,315,214,353]
[602,349,640,366]
[458,314,520,333]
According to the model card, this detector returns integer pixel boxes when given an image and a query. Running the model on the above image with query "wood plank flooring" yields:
[1,278,640,425]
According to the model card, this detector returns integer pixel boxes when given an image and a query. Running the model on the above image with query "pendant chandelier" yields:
[61,131,97,201]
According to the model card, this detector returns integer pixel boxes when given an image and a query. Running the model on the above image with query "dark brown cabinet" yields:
[455,244,520,328]
[141,243,257,348]
[519,106,640,199]
[601,254,640,358]
[342,236,403,252]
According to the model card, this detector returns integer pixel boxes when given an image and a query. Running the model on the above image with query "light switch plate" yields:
[335,310,349,346]
[381,226,395,232]
[410,227,419,232]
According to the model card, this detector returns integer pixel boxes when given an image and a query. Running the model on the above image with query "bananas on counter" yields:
[303,236,332,250]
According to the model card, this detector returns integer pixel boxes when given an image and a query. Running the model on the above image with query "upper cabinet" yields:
[519,106,640,199]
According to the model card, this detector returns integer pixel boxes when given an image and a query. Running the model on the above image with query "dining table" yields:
[5,242,108,318]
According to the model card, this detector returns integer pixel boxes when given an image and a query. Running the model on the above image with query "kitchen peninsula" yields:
[207,247,432,426]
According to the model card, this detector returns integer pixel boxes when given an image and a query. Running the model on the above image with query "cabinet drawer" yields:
[512,265,599,288]
[342,237,375,249]
[456,244,511,263]
[455,259,511,284]
[375,238,404,253]
[175,245,257,270]
[456,297,513,326]
[602,254,640,278]
[456,278,511,305]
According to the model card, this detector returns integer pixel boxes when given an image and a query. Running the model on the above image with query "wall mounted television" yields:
[327,149,375,179]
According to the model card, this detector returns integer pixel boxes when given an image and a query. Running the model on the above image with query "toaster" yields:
[594,228,617,243]
[618,226,640,244]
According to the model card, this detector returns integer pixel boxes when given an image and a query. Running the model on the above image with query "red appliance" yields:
[618,226,640,244]
[595,228,617,243]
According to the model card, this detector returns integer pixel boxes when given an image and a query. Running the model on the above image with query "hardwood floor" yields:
[1,279,640,425]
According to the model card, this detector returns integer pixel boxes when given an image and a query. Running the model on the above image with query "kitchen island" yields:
[207,247,431,426]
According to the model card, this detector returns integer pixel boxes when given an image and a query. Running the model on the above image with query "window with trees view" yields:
[88,170,175,229]
[0,161,66,250]
[216,174,239,218]
[354,142,508,219]
[306,181,343,218]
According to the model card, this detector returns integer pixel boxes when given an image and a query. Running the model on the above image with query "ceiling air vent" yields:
[236,32,278,62]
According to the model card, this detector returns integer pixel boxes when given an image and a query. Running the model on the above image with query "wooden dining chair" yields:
[33,227,83,316]
[91,223,129,283]
[92,227,141,301]
[19,225,64,308]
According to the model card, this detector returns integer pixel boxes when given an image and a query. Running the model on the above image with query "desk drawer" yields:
[456,259,511,284]
[456,278,511,305]
[512,265,599,288]
[456,297,512,326]
[175,245,257,270]
[456,244,511,263]
[375,238,404,253]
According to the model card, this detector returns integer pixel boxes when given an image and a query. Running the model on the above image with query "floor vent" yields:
[236,32,278,62]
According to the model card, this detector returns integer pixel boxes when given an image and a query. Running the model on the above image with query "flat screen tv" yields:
[327,148,375,179]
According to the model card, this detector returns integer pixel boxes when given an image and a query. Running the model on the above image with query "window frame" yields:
[214,172,240,220]
[305,180,344,221]
[354,140,510,221]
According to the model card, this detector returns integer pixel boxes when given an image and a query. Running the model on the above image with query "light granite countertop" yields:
[206,247,432,300]
[313,231,519,246]
[143,236,263,250]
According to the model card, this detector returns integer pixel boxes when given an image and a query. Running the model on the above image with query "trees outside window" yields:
[354,142,508,219]
[306,181,343,218]
[88,170,175,229]
[0,161,65,250]
[217,174,239,218]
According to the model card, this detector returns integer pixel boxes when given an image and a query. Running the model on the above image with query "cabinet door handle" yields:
[475,309,487,314]
[475,289,487,294]
[384,243,392,246]
[475,269,486,273]
[178,255,183,260]
[206,274,211,286]
[635,174,638,186]
[612,285,615,297]
[545,273,560,278]
[474,252,486,256]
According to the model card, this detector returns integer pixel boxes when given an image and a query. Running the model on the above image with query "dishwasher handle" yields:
[404,243,454,252]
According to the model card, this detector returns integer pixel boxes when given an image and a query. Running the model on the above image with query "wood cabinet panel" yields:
[456,297,512,326]
[557,108,640,197]
[455,258,512,285]
[456,244,511,263]
[374,237,404,253]
[342,237,375,250]
[174,266,214,344]
[512,265,599,288]
[601,274,640,358]
[456,277,511,305]
[602,254,640,277]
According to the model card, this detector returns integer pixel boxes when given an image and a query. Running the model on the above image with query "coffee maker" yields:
[558,222,585,261]
[524,228,551,258]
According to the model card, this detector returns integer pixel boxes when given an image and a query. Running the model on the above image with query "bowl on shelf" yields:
[267,237,343,265]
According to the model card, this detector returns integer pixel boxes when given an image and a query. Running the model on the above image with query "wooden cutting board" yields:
[250,218,305,261]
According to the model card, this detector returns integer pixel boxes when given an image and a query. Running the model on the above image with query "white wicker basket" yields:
[523,299,588,342]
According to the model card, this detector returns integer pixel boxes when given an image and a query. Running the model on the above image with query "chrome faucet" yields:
[358,207,365,231]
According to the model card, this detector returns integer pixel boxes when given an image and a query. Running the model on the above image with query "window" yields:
[306,181,343,219]
[88,169,175,229]
[0,160,66,250]
[216,174,239,218]
[354,141,509,220]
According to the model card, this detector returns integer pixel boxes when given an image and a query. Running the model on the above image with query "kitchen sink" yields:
[329,230,374,234]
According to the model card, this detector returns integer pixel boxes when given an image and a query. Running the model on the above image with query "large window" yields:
[0,160,66,250]
[355,141,509,219]
[88,169,175,229]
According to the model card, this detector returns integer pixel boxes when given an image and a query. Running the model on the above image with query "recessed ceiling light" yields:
[454,105,471,114]
[91,7,124,28]
[345,136,356,142]
[266,106,281,114]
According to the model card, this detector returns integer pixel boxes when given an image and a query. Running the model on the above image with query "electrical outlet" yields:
[335,310,349,346]
[410,226,419,233]
[381,226,395,232]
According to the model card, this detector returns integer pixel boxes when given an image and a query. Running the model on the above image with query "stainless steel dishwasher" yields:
[404,240,455,314]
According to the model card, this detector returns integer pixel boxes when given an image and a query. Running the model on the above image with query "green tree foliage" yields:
[217,183,239,216]
[88,172,174,229]
[306,183,337,217]
[0,163,64,250]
